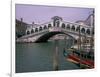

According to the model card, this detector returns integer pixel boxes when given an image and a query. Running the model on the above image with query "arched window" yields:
[39,26,42,31]
[35,28,38,32]
[81,28,85,33]
[71,25,75,31]
[86,29,90,35]
[61,23,65,28]
[27,31,30,35]
[31,29,34,33]
[44,25,47,29]
[66,24,70,29]
[76,26,80,32]
[53,20,60,27]
[48,24,52,28]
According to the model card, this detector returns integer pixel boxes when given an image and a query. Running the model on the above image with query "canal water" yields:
[16,39,80,73]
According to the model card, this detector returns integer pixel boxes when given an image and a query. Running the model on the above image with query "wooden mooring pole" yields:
[53,40,59,71]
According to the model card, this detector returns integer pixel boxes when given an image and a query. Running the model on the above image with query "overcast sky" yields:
[16,4,94,24]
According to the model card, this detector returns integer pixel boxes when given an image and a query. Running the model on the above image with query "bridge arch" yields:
[66,24,70,30]
[35,28,38,32]
[76,26,80,32]
[35,31,76,43]
[39,26,42,31]
[48,24,52,28]
[71,25,75,31]
[27,30,30,35]
[56,20,60,27]
[52,16,62,27]
[31,29,34,33]
[53,20,60,27]
[61,23,66,28]
[44,25,47,29]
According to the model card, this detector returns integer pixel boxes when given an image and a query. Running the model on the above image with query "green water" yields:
[16,40,80,73]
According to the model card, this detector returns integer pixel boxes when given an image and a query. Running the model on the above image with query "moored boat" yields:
[64,48,94,69]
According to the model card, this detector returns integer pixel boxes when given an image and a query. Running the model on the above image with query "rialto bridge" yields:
[16,16,94,43]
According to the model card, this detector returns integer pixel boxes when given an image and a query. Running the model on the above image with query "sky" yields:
[15,4,94,24]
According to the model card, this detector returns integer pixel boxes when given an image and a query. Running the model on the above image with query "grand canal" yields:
[16,39,80,73]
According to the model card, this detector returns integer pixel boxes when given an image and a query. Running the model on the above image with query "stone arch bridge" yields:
[17,16,94,43]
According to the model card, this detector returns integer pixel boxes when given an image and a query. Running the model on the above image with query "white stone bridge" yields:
[17,16,94,43]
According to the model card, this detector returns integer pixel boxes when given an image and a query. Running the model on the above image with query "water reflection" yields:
[16,39,80,73]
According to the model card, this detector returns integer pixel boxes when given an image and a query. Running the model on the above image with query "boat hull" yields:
[66,54,94,69]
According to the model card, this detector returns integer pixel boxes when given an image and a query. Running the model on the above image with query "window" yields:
[81,28,85,33]
[44,25,47,29]
[31,29,34,33]
[71,25,75,31]
[61,23,65,28]
[86,29,90,35]
[48,24,52,28]
[76,26,80,32]
[35,28,38,32]
[39,26,42,31]
[27,31,30,35]
[66,24,70,29]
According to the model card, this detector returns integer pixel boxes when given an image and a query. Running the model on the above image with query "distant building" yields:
[16,18,28,38]
[75,11,94,27]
